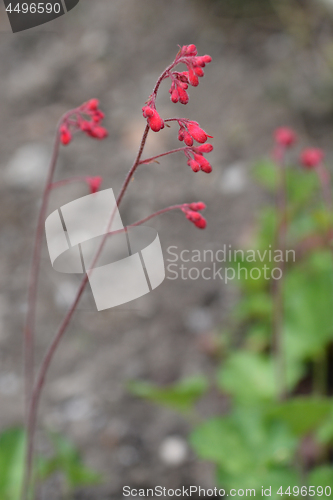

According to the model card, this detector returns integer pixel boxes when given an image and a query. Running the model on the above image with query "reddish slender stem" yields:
[24,131,60,420]
[50,176,88,189]
[164,118,187,123]
[23,276,89,499]
[139,147,187,165]
[72,205,187,242]
[23,125,151,500]
[130,205,184,226]
[23,52,191,498]
[272,152,288,401]
[23,109,79,421]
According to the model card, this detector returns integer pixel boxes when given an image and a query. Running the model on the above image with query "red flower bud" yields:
[195,143,213,153]
[300,148,324,169]
[194,154,212,173]
[60,125,72,145]
[194,216,207,229]
[194,55,212,67]
[194,66,204,77]
[186,44,198,56]
[185,210,207,229]
[80,121,108,139]
[202,55,212,63]
[92,110,105,123]
[274,127,296,148]
[187,159,200,172]
[178,127,185,142]
[86,176,103,194]
[178,80,189,90]
[148,110,164,132]
[171,88,179,103]
[178,87,189,105]
[189,202,206,211]
[187,122,212,143]
[142,105,154,118]
[200,164,212,174]
[91,126,108,139]
[188,66,199,87]
[80,120,92,133]
[86,98,99,111]
[186,210,201,221]
[184,131,194,147]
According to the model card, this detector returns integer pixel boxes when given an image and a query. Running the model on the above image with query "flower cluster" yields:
[59,99,108,146]
[185,143,213,174]
[141,45,213,175]
[300,148,324,169]
[142,44,211,133]
[273,126,325,170]
[182,201,207,229]
[177,120,212,146]
[174,119,213,173]
[168,45,212,103]
[142,105,164,132]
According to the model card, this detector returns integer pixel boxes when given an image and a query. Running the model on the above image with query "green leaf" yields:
[216,465,299,500]
[283,251,333,364]
[39,433,101,489]
[190,408,298,495]
[316,406,333,444]
[217,351,277,403]
[217,351,302,404]
[308,466,333,489]
[65,463,101,488]
[267,398,332,436]
[286,167,318,209]
[127,375,208,413]
[253,159,278,191]
[0,427,26,500]
[235,292,273,323]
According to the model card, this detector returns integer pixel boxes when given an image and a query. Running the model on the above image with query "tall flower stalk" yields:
[22,44,213,499]
[300,147,331,396]
[272,127,297,400]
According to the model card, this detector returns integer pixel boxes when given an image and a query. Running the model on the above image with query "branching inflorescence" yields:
[59,98,108,145]
[141,44,213,178]
[22,44,212,499]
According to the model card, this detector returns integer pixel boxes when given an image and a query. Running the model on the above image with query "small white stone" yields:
[3,143,50,189]
[220,162,247,194]
[0,372,20,395]
[159,436,188,467]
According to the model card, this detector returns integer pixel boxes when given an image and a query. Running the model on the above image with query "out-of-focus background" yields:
[1,0,333,498]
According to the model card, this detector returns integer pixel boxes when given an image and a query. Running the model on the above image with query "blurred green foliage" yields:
[0,427,100,500]
[128,375,208,414]
[130,157,333,497]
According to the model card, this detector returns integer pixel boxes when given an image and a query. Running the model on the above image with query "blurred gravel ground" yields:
[0,0,332,498]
